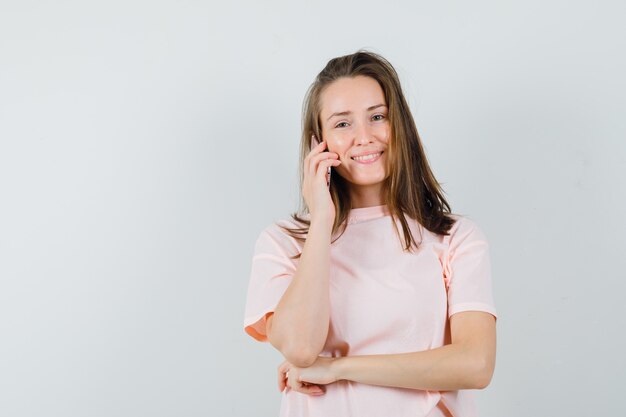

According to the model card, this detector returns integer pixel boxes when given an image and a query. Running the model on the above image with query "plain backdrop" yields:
[1,1,625,416]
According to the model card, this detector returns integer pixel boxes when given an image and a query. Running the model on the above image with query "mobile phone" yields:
[311,133,331,189]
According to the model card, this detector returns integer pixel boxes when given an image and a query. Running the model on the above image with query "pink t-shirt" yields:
[243,204,498,417]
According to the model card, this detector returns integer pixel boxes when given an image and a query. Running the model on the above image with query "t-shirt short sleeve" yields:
[442,216,498,321]
[243,222,300,342]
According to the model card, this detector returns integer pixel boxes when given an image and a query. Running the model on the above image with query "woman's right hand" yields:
[302,135,342,224]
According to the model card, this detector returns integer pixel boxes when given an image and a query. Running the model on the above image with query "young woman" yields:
[243,49,498,417]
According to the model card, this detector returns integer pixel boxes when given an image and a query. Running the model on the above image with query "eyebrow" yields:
[326,104,387,121]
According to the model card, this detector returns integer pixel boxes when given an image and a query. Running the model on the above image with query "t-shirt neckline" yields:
[347,204,391,224]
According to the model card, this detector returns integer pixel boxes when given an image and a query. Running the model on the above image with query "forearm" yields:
[333,343,487,391]
[269,219,332,366]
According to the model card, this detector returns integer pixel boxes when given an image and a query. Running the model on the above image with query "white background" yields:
[1,1,624,416]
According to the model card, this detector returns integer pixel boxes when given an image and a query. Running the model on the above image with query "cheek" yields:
[322,128,340,143]
[379,124,391,144]
[327,134,350,152]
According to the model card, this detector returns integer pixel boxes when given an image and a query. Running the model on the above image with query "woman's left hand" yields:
[278,356,340,395]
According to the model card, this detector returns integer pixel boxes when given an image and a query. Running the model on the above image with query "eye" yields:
[372,114,386,121]
[335,121,349,128]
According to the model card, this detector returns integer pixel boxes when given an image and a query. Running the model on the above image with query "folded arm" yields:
[337,311,496,390]
[281,311,497,392]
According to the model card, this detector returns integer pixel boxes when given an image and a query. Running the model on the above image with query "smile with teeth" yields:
[351,151,383,162]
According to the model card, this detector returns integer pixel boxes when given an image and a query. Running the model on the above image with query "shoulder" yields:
[260,215,306,238]
[444,214,489,246]
[253,217,305,255]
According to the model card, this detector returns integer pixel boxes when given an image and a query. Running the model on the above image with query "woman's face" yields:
[319,75,390,202]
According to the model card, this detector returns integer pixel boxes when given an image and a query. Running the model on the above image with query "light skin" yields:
[272,75,497,395]
[277,311,496,395]
[318,75,391,208]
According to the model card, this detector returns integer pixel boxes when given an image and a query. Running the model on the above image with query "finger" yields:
[293,376,325,396]
[306,140,336,168]
[304,137,326,170]
[277,361,289,392]
[311,151,340,167]
[316,158,342,180]
[287,374,305,391]
[306,141,329,181]
[310,134,321,151]
[311,154,340,179]
[278,368,288,392]
[294,382,325,396]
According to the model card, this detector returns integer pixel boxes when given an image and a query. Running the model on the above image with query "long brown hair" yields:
[280,49,459,259]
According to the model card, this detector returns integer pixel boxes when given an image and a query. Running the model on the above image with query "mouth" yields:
[351,151,384,164]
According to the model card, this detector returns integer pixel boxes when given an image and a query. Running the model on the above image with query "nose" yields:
[354,121,373,145]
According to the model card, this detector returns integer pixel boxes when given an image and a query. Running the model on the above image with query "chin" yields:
[346,175,387,186]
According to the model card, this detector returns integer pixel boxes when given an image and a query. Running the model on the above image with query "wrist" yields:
[309,217,334,233]
[332,356,349,382]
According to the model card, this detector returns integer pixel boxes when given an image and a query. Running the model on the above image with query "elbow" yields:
[472,356,495,389]
[268,335,321,367]
[282,346,320,368]
[474,372,492,390]
[266,316,324,367]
